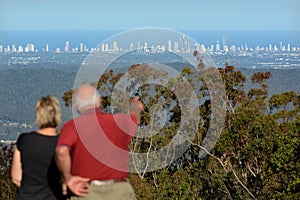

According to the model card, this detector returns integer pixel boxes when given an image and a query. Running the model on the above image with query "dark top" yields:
[16,131,64,200]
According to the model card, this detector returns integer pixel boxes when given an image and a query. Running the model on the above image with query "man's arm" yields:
[56,145,89,197]
[55,145,72,181]
[129,96,144,124]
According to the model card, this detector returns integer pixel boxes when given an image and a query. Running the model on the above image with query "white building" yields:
[129,43,134,51]
[65,41,69,52]
[168,40,172,51]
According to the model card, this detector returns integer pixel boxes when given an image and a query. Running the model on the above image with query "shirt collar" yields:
[82,108,104,115]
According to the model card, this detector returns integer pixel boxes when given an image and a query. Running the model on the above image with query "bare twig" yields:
[189,140,257,200]
[228,162,257,200]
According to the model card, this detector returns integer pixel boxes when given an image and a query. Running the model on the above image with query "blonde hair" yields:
[35,96,61,128]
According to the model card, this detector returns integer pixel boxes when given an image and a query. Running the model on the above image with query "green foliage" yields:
[61,63,300,199]
[1,62,299,199]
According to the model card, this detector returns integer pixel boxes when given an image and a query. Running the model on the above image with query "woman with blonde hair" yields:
[11,96,65,200]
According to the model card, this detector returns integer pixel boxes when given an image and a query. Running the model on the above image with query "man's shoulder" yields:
[102,113,133,120]
[61,118,76,129]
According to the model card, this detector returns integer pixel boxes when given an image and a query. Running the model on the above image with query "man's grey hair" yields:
[73,85,100,113]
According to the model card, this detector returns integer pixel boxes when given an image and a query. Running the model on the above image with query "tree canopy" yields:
[60,60,300,199]
[1,60,299,199]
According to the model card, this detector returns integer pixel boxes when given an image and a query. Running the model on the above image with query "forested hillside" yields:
[1,67,299,123]
[1,62,299,199]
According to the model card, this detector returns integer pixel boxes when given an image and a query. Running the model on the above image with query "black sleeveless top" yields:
[16,131,64,200]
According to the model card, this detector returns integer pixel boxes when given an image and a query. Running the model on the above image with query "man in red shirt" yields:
[56,83,143,200]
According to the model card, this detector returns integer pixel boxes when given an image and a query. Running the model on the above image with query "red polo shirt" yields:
[57,109,137,180]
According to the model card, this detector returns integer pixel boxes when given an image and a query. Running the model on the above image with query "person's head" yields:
[73,83,101,114]
[35,96,61,129]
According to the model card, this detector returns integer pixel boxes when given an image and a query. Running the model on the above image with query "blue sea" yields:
[0,30,299,51]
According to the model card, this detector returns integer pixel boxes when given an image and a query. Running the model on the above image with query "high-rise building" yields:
[168,40,172,51]
[137,41,141,51]
[216,41,220,51]
[80,43,84,52]
[200,44,206,52]
[7,45,11,52]
[113,41,118,51]
[269,44,272,51]
[18,46,23,53]
[65,41,69,52]
[279,42,283,51]
[287,44,291,52]
[26,43,34,52]
[186,40,190,52]
[223,32,227,51]
[144,42,148,51]
[224,45,229,53]
[12,45,17,52]
[174,41,179,52]
[151,45,155,52]
[179,34,185,51]
[194,43,200,51]
[46,44,49,52]
[129,43,134,51]
[0,45,3,53]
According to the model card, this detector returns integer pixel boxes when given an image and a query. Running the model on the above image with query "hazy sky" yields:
[0,0,299,30]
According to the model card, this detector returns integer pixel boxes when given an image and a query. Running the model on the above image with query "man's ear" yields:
[73,103,80,114]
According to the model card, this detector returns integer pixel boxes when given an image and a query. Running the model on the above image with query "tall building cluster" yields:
[0,33,299,54]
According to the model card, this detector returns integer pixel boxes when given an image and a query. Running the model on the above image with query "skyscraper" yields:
[174,41,179,52]
[168,40,172,52]
[194,43,200,51]
[26,43,34,52]
[7,45,11,52]
[80,43,84,52]
[129,43,134,51]
[223,32,227,51]
[144,42,148,52]
[216,41,220,52]
[65,41,69,52]
[113,41,118,51]
[18,46,23,52]
[12,45,17,52]
[137,41,141,51]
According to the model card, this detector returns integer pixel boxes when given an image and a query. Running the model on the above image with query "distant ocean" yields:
[0,30,299,51]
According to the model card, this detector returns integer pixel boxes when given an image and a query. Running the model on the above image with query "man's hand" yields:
[129,96,144,124]
[130,96,144,111]
[66,176,90,197]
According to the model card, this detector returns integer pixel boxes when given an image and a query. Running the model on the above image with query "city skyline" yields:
[0,0,300,30]
[1,37,299,54]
